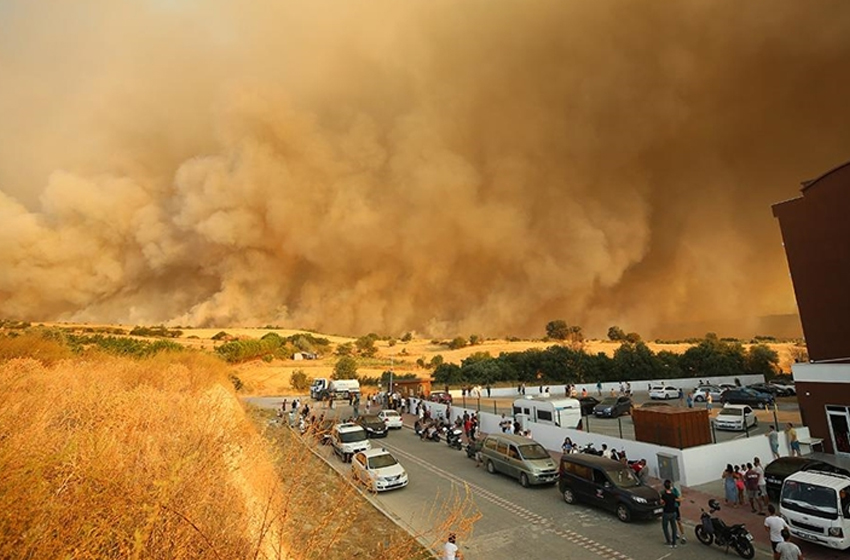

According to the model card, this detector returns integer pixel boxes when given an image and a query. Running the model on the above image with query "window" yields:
[593,469,608,485]
[508,446,519,459]
[566,463,592,481]
[497,441,508,455]
[537,410,553,422]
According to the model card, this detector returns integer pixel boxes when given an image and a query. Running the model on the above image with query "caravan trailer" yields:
[512,397,582,429]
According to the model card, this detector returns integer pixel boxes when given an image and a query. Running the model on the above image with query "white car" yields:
[693,385,725,403]
[351,448,409,492]
[712,404,758,431]
[649,385,680,400]
[377,409,403,429]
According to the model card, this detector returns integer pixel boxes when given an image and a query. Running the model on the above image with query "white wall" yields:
[450,374,765,399]
[409,395,795,487]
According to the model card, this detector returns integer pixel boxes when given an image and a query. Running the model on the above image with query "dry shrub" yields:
[0,330,73,364]
[0,356,282,559]
[0,350,479,559]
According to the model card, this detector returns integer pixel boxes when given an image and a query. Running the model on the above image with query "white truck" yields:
[780,469,850,550]
[512,396,583,429]
[310,378,361,401]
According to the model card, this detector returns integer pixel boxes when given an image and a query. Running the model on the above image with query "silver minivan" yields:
[480,433,558,487]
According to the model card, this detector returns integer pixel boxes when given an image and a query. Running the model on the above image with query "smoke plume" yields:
[2,0,850,338]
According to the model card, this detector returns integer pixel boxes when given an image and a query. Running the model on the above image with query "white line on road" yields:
[383,441,633,560]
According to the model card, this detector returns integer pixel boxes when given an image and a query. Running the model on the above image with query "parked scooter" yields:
[445,427,464,450]
[694,499,755,559]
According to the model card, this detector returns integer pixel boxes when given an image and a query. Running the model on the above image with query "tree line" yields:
[432,334,780,386]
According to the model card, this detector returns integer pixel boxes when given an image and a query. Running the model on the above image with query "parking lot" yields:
[452,390,803,445]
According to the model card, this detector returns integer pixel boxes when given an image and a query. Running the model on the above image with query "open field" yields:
[24,322,806,396]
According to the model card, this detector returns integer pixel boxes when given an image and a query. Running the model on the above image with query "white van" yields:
[780,470,850,550]
[512,397,582,429]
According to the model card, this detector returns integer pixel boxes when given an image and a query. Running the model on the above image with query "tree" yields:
[355,335,378,357]
[469,334,481,346]
[625,332,642,344]
[607,326,626,341]
[545,320,569,340]
[333,356,359,380]
[745,344,780,377]
[290,369,312,391]
[447,337,467,350]
[335,342,353,356]
[430,354,444,368]
[401,332,413,342]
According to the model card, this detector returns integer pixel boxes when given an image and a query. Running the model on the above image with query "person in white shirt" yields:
[774,529,804,560]
[443,533,462,560]
[764,504,789,553]
[753,457,768,510]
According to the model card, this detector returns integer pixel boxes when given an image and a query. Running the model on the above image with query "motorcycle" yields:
[694,499,755,559]
[465,440,482,460]
[445,427,464,450]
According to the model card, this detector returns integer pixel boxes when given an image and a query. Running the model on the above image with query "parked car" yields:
[480,433,559,487]
[720,387,775,408]
[712,404,757,431]
[331,423,371,463]
[428,391,453,404]
[351,448,408,492]
[377,409,404,429]
[578,396,601,416]
[558,453,663,522]
[767,381,796,397]
[693,385,725,403]
[592,396,632,418]
[764,456,850,502]
[769,379,796,396]
[356,414,389,438]
[747,382,783,397]
[649,385,680,400]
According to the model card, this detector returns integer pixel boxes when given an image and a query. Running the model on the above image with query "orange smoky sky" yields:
[1,0,850,338]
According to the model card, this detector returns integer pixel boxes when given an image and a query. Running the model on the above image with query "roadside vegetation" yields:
[0,332,470,559]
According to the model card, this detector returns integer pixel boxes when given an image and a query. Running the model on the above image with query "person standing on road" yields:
[706,392,714,412]
[661,479,680,548]
[765,504,789,554]
[774,529,804,560]
[768,425,780,459]
[597,381,603,396]
[443,533,462,560]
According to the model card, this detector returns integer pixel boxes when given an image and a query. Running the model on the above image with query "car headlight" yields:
[632,496,648,503]
[829,527,844,538]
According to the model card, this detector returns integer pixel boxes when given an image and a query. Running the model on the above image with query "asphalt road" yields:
[247,397,775,560]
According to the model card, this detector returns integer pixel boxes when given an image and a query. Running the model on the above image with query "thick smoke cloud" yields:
[2,0,850,338]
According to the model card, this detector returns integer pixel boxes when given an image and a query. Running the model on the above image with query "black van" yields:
[559,454,662,522]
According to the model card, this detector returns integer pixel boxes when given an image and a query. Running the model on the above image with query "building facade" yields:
[773,160,850,457]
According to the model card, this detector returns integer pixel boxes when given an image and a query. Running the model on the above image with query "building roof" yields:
[800,159,850,193]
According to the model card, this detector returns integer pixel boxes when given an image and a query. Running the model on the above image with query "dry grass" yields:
[0,340,479,559]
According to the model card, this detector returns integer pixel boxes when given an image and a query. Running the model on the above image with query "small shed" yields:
[632,407,711,449]
[391,378,432,397]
